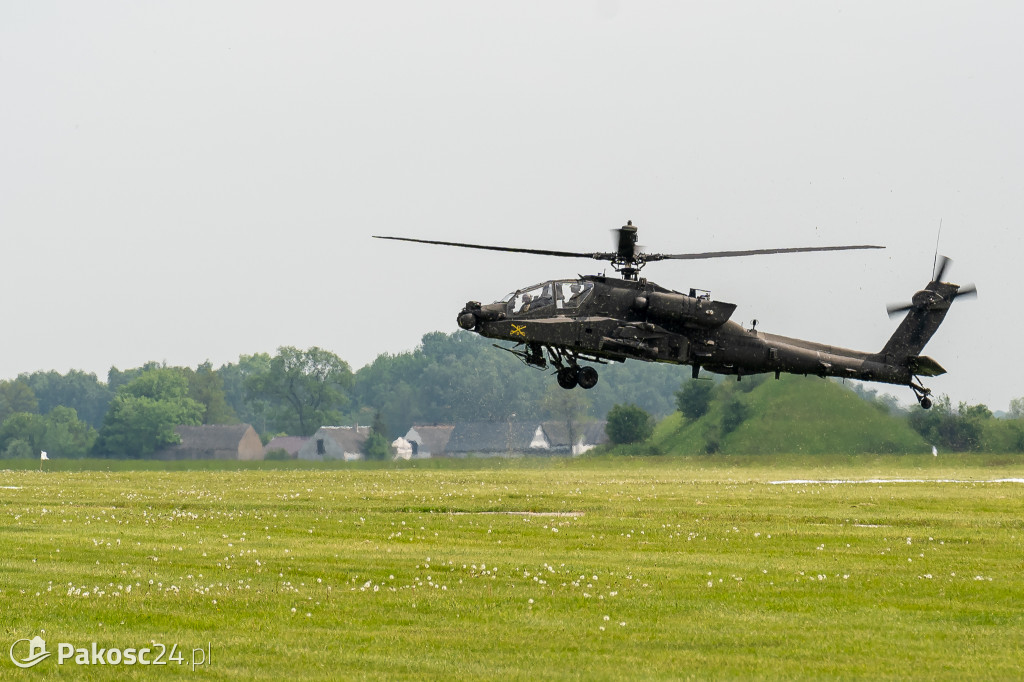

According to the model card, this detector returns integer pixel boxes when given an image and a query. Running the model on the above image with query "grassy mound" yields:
[653,375,929,455]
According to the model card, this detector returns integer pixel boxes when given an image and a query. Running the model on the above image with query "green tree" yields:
[0,408,95,459]
[362,433,392,460]
[218,353,273,432]
[371,411,390,440]
[246,347,353,436]
[0,413,46,456]
[720,396,750,435]
[41,406,98,458]
[186,361,238,424]
[908,396,989,452]
[349,331,685,434]
[1009,397,1024,420]
[605,403,654,445]
[107,361,163,392]
[3,439,32,459]
[0,379,38,423]
[93,368,203,457]
[363,411,392,460]
[20,370,113,429]
[675,380,713,420]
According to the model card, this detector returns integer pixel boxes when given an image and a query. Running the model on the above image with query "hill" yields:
[651,375,929,455]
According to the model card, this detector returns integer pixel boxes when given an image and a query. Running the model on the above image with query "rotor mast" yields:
[611,220,644,280]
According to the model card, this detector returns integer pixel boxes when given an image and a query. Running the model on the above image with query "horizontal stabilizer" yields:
[907,355,946,377]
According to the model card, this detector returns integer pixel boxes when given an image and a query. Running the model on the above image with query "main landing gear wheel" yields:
[577,365,599,389]
[910,379,933,409]
[556,367,578,389]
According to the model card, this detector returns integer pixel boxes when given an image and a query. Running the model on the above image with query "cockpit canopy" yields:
[500,279,595,315]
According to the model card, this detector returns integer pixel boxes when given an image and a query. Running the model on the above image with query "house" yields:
[263,436,309,459]
[297,426,370,461]
[154,424,264,460]
[444,421,610,457]
[541,420,609,455]
[445,422,553,457]
[403,425,455,458]
[577,421,610,454]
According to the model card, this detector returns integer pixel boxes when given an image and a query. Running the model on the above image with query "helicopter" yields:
[374,222,975,409]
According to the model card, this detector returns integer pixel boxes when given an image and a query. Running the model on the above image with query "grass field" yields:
[2,454,1023,680]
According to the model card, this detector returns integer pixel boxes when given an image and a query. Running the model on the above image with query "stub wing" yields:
[907,355,946,377]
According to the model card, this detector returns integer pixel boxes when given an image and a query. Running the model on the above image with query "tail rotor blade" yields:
[954,283,977,300]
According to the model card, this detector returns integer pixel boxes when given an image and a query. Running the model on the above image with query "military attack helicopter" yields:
[375,222,975,409]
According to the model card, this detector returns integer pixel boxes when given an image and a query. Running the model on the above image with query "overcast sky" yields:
[2,2,1021,410]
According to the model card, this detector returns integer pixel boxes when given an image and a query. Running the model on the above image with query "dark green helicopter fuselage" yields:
[458,273,951,390]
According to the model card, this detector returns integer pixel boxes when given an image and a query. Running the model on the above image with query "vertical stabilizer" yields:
[881,280,964,361]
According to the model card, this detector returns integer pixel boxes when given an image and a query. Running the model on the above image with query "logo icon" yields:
[511,323,527,338]
[10,636,51,668]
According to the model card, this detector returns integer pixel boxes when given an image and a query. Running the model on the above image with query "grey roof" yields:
[446,422,541,454]
[175,424,253,450]
[582,421,609,446]
[318,426,369,453]
[151,423,261,460]
[264,436,308,456]
[540,422,571,448]
[407,425,454,454]
[540,421,608,447]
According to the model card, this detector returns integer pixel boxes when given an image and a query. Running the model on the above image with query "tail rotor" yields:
[887,255,976,318]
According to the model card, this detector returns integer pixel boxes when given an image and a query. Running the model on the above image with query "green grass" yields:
[2,455,1024,680]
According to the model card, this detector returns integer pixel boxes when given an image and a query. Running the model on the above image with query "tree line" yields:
[1,330,1020,458]
[0,332,683,458]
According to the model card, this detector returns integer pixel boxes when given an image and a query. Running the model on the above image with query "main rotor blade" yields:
[933,255,951,282]
[648,244,884,261]
[373,235,606,260]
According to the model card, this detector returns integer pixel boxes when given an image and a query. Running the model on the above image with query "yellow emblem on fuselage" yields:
[511,323,527,338]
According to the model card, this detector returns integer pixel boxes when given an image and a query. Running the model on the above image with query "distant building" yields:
[541,421,609,455]
[403,425,455,458]
[263,436,309,459]
[445,422,561,457]
[297,426,370,461]
[445,421,608,457]
[154,424,264,460]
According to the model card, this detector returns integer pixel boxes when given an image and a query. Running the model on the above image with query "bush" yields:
[606,404,654,445]
[3,438,33,459]
[720,397,749,435]
[675,380,713,419]
[264,448,291,461]
[362,433,393,460]
[735,374,767,394]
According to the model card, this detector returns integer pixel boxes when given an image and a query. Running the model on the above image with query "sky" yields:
[2,2,1022,411]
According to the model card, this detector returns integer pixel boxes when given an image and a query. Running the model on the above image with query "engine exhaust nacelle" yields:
[640,291,737,328]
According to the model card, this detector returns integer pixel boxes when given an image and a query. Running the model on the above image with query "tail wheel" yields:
[577,365,599,389]
[556,367,578,389]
